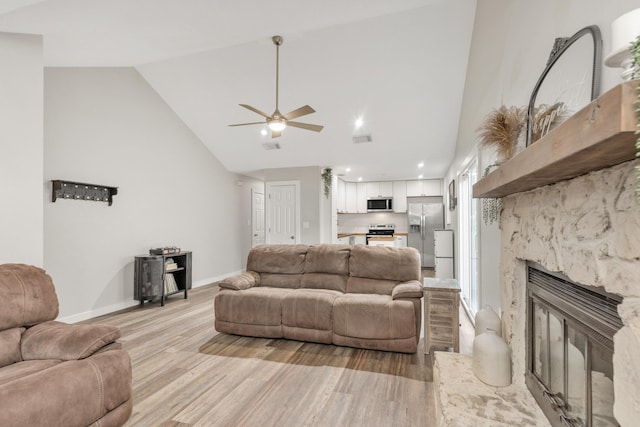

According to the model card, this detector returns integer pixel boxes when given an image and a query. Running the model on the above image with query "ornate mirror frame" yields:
[526,25,603,147]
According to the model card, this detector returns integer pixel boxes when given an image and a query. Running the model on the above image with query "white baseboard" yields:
[57,300,140,324]
[192,270,241,288]
[58,270,242,324]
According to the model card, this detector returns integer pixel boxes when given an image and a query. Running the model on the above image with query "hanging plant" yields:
[632,34,640,203]
[481,164,502,225]
[321,168,333,199]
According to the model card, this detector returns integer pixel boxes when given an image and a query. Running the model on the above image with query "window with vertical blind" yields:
[458,159,479,316]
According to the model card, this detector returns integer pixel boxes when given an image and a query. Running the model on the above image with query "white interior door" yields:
[266,182,300,244]
[252,189,265,246]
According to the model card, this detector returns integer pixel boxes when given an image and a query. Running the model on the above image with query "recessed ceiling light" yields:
[357,177,363,181]
[260,129,267,136]
[418,162,424,168]
[355,118,363,128]
[418,174,423,179]
[346,167,351,172]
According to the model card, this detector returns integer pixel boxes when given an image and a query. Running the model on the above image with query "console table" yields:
[134,251,192,306]
[423,277,460,354]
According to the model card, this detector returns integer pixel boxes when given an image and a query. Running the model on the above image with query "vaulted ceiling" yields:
[0,0,476,181]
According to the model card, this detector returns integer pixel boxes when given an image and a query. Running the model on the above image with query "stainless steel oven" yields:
[366,224,395,247]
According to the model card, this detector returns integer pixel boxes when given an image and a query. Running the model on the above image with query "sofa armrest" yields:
[219,271,260,290]
[21,321,121,361]
[392,281,423,300]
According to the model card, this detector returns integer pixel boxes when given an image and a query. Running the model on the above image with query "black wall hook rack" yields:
[52,180,118,206]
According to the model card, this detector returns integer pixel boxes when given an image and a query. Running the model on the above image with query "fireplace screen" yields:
[526,263,622,427]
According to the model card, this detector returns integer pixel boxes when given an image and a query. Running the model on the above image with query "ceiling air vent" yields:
[262,142,281,150]
[352,135,372,144]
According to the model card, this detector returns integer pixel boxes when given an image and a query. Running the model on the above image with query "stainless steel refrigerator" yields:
[408,197,444,268]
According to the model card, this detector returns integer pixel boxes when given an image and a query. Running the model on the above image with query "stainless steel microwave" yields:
[367,197,393,212]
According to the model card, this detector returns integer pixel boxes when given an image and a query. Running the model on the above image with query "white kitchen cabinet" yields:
[406,179,443,197]
[345,182,357,213]
[354,235,366,245]
[366,181,392,198]
[337,236,349,245]
[394,235,407,247]
[379,181,393,197]
[392,180,407,212]
[337,178,346,213]
[356,182,367,213]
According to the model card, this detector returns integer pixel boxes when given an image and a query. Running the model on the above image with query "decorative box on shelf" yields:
[149,247,181,255]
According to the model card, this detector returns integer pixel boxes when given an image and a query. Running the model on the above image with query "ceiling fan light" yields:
[269,120,286,132]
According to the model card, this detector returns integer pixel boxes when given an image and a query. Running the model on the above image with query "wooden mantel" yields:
[473,81,639,199]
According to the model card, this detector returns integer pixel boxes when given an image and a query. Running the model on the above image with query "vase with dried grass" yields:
[477,106,526,163]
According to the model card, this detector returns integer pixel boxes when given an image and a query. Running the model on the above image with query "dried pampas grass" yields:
[478,106,526,161]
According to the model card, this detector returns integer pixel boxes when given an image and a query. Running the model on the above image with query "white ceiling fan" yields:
[229,35,324,138]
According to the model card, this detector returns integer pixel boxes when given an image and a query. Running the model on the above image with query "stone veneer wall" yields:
[499,160,640,426]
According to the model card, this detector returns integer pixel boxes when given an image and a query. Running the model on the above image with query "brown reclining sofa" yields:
[0,264,132,427]
[215,244,423,353]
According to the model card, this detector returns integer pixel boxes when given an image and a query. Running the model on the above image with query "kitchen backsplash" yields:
[337,213,408,234]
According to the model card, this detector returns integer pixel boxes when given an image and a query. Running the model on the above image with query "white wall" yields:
[44,67,249,320]
[445,0,640,315]
[0,32,43,266]
[263,166,327,244]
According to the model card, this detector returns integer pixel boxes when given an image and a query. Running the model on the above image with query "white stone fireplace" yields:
[500,159,640,426]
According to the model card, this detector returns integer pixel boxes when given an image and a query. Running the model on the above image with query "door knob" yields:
[290,236,295,239]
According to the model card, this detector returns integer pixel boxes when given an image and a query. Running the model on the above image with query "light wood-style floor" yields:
[85,281,473,427]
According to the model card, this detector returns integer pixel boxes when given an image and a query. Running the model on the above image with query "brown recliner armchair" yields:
[0,264,132,427]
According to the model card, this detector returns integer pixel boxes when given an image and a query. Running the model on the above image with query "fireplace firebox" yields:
[526,263,622,427]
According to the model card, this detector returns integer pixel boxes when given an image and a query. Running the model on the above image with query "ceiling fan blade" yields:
[239,104,272,119]
[228,122,265,127]
[283,105,316,121]
[271,130,282,138]
[287,121,324,132]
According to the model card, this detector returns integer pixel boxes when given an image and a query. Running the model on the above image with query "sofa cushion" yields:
[301,273,347,292]
[247,244,308,274]
[332,294,416,340]
[281,289,342,331]
[219,271,260,290]
[0,264,59,330]
[0,328,24,368]
[214,287,293,326]
[260,273,303,289]
[0,359,61,387]
[346,277,398,295]
[0,350,131,427]
[305,244,350,275]
[21,321,121,361]
[349,245,420,283]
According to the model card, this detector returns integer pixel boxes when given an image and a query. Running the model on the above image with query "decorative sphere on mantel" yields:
[475,305,502,336]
